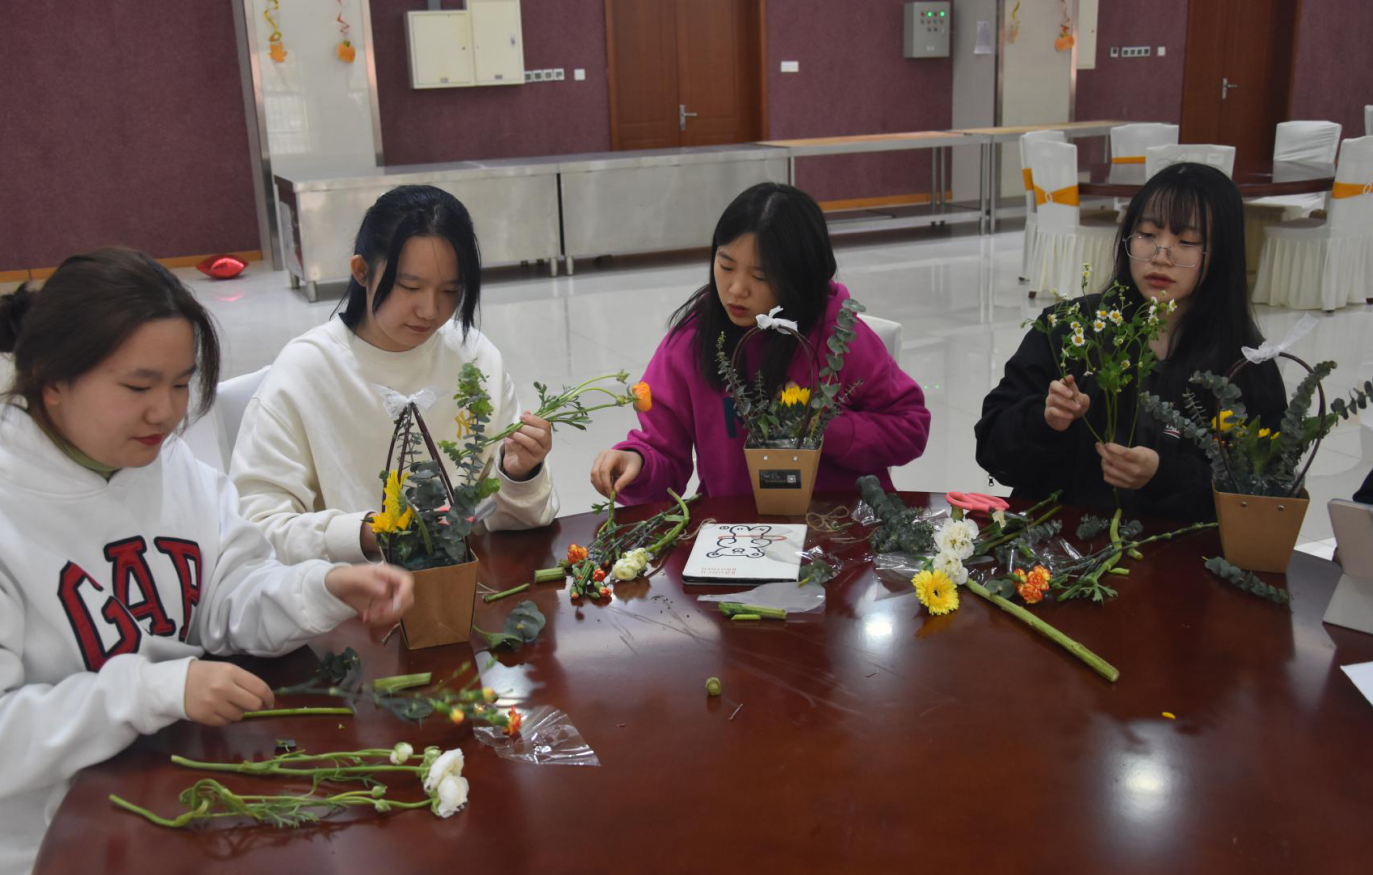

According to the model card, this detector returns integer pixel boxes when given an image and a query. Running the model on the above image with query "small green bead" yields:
[705,677,722,697]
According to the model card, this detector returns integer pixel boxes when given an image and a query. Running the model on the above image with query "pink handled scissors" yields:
[945,491,1010,514]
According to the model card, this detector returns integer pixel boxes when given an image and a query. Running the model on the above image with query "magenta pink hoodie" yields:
[614,282,930,504]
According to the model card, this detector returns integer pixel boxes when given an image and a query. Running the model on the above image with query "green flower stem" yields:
[646,490,694,554]
[372,673,432,694]
[483,582,530,603]
[170,754,421,779]
[977,505,1062,554]
[731,614,762,622]
[719,602,786,620]
[242,707,354,719]
[109,794,207,828]
[965,580,1120,683]
[533,566,566,583]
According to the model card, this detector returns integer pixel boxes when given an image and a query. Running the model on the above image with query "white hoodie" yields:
[229,318,558,565]
[0,408,354,875]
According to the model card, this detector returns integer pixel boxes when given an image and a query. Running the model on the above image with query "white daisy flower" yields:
[1093,319,1107,333]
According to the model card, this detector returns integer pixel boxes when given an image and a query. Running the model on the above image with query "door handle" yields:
[679,104,698,131]
[1221,77,1239,100]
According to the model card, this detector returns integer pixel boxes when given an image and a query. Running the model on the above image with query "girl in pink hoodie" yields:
[590,183,931,505]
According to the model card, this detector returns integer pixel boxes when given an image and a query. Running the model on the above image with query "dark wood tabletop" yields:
[35,493,1373,875]
[1079,159,1336,199]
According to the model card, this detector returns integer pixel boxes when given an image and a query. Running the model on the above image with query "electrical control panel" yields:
[904,2,951,59]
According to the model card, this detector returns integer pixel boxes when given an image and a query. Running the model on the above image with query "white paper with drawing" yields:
[682,524,808,584]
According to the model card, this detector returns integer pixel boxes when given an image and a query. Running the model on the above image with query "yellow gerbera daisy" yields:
[779,384,811,407]
[912,569,960,616]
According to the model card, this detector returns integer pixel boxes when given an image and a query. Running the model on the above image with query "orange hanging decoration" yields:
[336,0,355,64]
[1054,0,1075,52]
[264,0,287,63]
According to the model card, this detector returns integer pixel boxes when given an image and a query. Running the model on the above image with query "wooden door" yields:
[1180,0,1301,169]
[607,0,764,151]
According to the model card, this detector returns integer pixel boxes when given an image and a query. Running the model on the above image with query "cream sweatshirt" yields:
[0,408,354,875]
[229,318,558,565]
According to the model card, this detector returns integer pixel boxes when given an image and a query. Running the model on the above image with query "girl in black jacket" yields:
[975,163,1286,521]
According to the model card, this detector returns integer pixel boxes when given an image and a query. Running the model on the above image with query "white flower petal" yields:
[390,742,414,765]
[423,748,464,794]
[434,775,469,818]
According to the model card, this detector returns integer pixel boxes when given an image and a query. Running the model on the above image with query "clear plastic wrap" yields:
[696,579,827,613]
[473,705,600,767]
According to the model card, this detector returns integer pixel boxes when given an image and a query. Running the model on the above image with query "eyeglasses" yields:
[1125,234,1206,269]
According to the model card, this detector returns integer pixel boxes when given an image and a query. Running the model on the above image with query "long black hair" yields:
[1111,162,1280,406]
[338,185,481,337]
[0,247,221,431]
[669,182,837,391]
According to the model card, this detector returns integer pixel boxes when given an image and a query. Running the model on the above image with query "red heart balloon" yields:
[196,255,248,279]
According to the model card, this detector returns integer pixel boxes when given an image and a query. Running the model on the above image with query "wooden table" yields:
[36,494,1373,874]
[1079,159,1337,199]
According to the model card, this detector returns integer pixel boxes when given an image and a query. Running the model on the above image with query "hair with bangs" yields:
[1112,162,1280,406]
[668,182,838,391]
[338,185,481,337]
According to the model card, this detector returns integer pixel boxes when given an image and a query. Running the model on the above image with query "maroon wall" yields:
[1074,2,1190,127]
[1291,0,1373,138]
[7,1,1368,271]
[766,0,953,202]
[0,3,258,271]
[371,0,611,164]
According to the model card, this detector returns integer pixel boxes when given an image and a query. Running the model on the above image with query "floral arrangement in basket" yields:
[372,364,650,570]
[1139,317,1372,499]
[1139,316,1372,575]
[715,299,866,449]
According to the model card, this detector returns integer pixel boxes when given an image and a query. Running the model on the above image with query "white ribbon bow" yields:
[755,306,799,333]
[373,385,438,420]
[1241,315,1317,364]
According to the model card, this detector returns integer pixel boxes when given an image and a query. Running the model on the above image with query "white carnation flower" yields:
[423,748,464,794]
[933,551,969,586]
[433,775,469,818]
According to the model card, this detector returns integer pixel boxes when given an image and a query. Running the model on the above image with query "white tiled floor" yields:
[36,221,1373,545]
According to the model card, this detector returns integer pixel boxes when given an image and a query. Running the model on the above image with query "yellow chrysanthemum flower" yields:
[779,384,811,407]
[912,569,960,616]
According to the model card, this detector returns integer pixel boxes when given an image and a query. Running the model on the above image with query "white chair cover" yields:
[1018,130,1067,282]
[858,314,902,360]
[1365,105,1372,137]
[1109,123,1179,163]
[1254,136,1373,310]
[1245,122,1344,280]
[1145,144,1236,180]
[1025,139,1117,297]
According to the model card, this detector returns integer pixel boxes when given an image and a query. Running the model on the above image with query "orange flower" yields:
[599,587,611,599]
[504,708,523,736]
[1027,566,1051,590]
[631,381,652,412]
[1017,581,1045,604]
[449,708,466,725]
[1012,568,1028,583]
[593,568,606,582]
[337,40,356,63]
[567,544,588,564]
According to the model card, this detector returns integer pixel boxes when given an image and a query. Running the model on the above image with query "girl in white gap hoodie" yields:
[0,249,414,875]
[229,185,559,565]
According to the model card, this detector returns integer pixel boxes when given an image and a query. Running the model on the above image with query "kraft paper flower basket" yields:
[731,322,824,517]
[1212,352,1323,574]
[381,402,480,650]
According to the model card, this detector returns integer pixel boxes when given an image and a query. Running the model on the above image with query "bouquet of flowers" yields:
[715,298,866,449]
[1024,268,1171,450]
[372,364,651,570]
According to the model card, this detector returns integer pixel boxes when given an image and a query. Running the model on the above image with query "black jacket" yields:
[974,295,1286,522]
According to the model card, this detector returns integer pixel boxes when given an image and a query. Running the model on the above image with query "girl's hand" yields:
[325,564,415,641]
[590,449,643,498]
[500,412,553,481]
[1045,375,1091,432]
[1097,442,1160,490]
[184,661,274,726]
